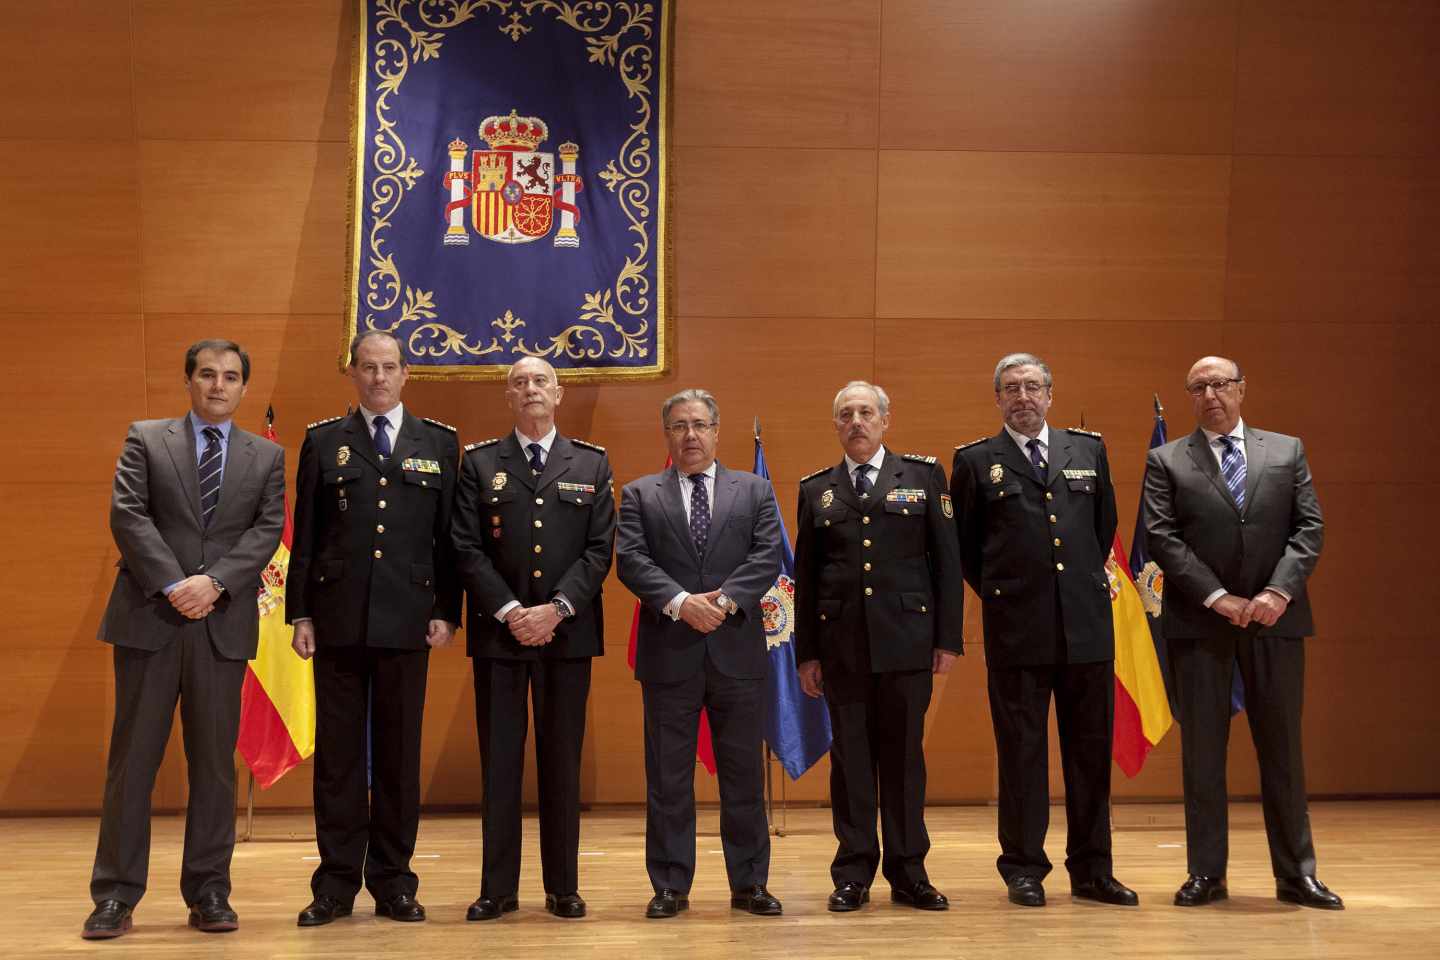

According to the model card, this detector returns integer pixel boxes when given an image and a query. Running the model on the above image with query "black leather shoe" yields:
[1174,875,1227,907]
[730,884,782,916]
[892,882,949,910]
[545,893,585,918]
[645,889,689,919]
[81,900,133,940]
[1007,875,1046,907]
[375,893,426,922]
[827,881,869,912]
[187,891,239,932]
[1072,876,1139,906]
[298,894,353,927]
[1277,876,1344,910]
[467,894,519,921]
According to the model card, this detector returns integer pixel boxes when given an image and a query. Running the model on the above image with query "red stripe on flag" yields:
[236,668,304,789]
[1112,676,1151,779]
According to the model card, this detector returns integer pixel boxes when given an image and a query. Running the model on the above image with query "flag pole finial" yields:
[1152,393,1165,418]
[753,416,761,442]
[266,404,275,428]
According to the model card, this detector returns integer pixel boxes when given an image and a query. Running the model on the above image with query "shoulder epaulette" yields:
[423,417,457,432]
[464,437,500,452]
[799,467,830,483]
[1066,427,1103,439]
[306,415,344,430]
[954,437,988,452]
[571,438,606,453]
[902,453,938,464]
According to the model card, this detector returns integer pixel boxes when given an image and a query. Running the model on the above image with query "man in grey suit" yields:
[616,389,783,919]
[1143,355,1342,910]
[83,340,286,939]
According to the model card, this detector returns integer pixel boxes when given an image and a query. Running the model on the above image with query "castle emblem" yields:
[442,109,583,247]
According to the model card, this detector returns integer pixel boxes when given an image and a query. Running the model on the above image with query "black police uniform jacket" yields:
[287,410,462,648]
[794,450,965,674]
[452,433,615,660]
[950,427,1118,669]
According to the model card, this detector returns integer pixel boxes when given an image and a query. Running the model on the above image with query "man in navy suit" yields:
[616,389,783,919]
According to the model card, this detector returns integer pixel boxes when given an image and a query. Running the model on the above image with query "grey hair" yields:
[348,329,408,368]
[832,380,891,418]
[993,353,1052,392]
[661,388,720,426]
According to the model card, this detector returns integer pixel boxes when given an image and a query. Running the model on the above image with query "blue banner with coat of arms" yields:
[347,0,671,380]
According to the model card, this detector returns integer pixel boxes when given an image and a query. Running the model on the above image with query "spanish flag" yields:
[236,418,315,788]
[1109,533,1173,777]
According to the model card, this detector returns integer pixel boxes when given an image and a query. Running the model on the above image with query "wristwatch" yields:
[715,592,738,615]
[551,598,571,619]
[209,576,226,595]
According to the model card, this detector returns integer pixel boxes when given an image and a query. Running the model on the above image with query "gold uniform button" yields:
[864,562,872,571]
[534,520,543,528]
[420,480,428,486]
[862,516,871,525]
[820,613,828,621]
[379,477,388,487]
[993,588,1001,596]
[535,497,544,505]
[378,500,387,509]
[376,524,385,533]
[1053,537,1061,546]
[1045,491,1054,501]
[921,605,927,613]
[490,496,499,503]
[373,549,383,559]
[864,587,873,596]
[901,508,909,515]
[824,519,831,527]
[532,569,543,578]
[1049,514,1058,524]
[1056,562,1065,572]
[863,539,872,548]
[575,497,583,503]
[533,545,543,554]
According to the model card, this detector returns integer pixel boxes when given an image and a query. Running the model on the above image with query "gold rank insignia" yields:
[337,445,351,466]
[941,493,953,518]
[492,471,508,490]
[990,463,1004,485]
[820,489,834,509]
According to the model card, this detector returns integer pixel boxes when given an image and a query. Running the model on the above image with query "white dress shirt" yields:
[1003,421,1050,468]
[359,402,404,449]
[664,461,719,621]
[843,444,888,494]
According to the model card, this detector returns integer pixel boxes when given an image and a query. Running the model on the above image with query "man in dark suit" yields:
[286,330,462,926]
[794,380,963,913]
[1143,355,1340,910]
[84,339,285,940]
[616,389,783,919]
[951,353,1137,909]
[451,357,615,921]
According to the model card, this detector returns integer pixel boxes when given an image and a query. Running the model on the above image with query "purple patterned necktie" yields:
[527,442,545,474]
[1026,437,1046,482]
[198,427,222,527]
[689,473,711,555]
[854,464,871,496]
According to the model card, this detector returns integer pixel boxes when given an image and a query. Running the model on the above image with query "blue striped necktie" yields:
[198,427,223,527]
[1218,435,1246,509]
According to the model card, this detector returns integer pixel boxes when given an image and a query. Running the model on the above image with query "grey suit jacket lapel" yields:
[707,464,741,545]
[1184,427,1242,517]
[164,417,203,524]
[1241,427,1267,516]
[216,429,256,522]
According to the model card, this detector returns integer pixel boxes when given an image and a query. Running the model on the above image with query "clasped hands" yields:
[678,591,730,634]
[1213,589,1289,628]
[168,574,219,620]
[506,603,563,646]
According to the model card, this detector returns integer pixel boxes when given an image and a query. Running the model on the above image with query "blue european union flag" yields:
[754,436,832,779]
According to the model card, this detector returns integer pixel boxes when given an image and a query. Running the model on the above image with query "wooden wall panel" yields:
[1234,0,1440,158]
[1,0,1435,814]
[879,0,1237,154]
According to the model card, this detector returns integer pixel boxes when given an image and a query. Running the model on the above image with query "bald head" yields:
[1187,355,1241,384]
[1185,355,1246,434]
[505,356,564,434]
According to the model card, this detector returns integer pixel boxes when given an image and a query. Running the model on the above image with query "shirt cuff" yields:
[495,600,520,622]
[1264,586,1292,602]
[664,591,690,621]
[291,617,312,625]
[162,581,181,596]
[1203,588,1227,609]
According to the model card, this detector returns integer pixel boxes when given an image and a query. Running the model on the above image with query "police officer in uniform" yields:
[287,330,461,927]
[451,357,615,921]
[950,352,1136,909]
[794,380,964,913]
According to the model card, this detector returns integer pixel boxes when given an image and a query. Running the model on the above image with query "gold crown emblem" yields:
[480,110,548,150]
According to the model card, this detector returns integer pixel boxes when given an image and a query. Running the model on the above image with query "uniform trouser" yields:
[641,655,769,894]
[91,637,246,908]
[311,646,430,903]
[473,656,592,896]
[1169,633,1315,879]
[987,659,1114,883]
[825,667,934,890]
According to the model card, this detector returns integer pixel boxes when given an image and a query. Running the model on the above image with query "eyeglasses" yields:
[1000,381,1049,398]
[665,420,716,436]
[1185,377,1242,397]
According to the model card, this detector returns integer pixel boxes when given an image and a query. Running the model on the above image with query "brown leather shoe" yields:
[81,900,132,940]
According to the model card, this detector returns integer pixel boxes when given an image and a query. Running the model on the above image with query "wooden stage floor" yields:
[3,801,1435,958]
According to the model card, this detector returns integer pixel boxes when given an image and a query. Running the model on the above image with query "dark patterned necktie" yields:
[527,442,545,474]
[198,427,223,527]
[854,464,871,496]
[689,473,711,555]
[373,415,391,459]
[1219,435,1246,509]
[1026,437,1047,482]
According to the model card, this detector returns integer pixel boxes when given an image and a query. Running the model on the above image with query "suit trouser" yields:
[825,666,934,890]
[473,656,592,896]
[311,646,430,902]
[987,659,1114,883]
[1170,632,1315,879]
[641,654,769,894]
[91,635,246,907]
